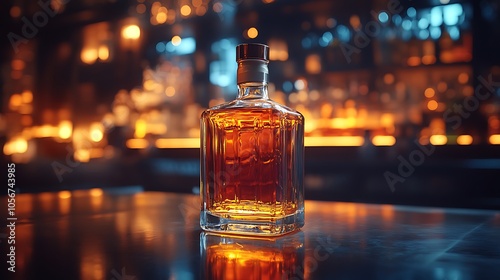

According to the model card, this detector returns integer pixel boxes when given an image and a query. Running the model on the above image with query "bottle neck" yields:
[237,82,269,100]
[236,59,269,100]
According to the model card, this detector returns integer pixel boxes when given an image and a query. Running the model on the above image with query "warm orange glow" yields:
[155,138,199,148]
[457,135,473,145]
[143,79,155,91]
[98,45,109,61]
[10,6,21,18]
[81,48,98,64]
[58,120,73,140]
[489,134,500,145]
[247,27,258,39]
[419,136,429,146]
[195,5,207,16]
[21,90,33,103]
[126,138,149,149]
[407,56,421,66]
[18,104,33,115]
[90,123,104,142]
[165,86,176,97]
[458,72,469,84]
[33,125,59,138]
[372,135,396,146]
[136,4,146,14]
[359,85,369,95]
[134,119,147,138]
[463,85,474,96]
[437,82,447,92]
[74,149,90,162]
[122,24,141,39]
[427,100,438,111]
[21,115,33,126]
[193,0,203,7]
[180,5,192,16]
[424,88,435,98]
[110,103,128,125]
[383,73,395,85]
[171,35,182,46]
[329,118,353,129]
[156,11,167,23]
[58,191,72,199]
[421,55,436,65]
[89,148,104,159]
[268,39,288,61]
[151,1,161,13]
[489,117,500,129]
[11,70,22,80]
[3,137,28,155]
[381,204,395,221]
[9,94,22,109]
[11,59,25,70]
[430,135,447,145]
[90,188,103,197]
[349,15,361,29]
[148,123,167,135]
[305,54,321,74]
[305,136,364,147]
[380,113,394,128]
[205,240,295,279]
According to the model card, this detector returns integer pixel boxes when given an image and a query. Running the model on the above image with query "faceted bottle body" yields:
[200,91,304,235]
[200,43,304,236]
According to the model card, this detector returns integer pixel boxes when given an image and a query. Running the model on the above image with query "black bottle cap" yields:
[236,43,269,62]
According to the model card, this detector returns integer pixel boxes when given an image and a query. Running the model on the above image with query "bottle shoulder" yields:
[202,99,303,119]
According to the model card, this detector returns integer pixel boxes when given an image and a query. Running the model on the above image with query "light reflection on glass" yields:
[201,232,304,280]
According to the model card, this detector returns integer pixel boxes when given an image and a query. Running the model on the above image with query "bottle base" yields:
[200,210,304,236]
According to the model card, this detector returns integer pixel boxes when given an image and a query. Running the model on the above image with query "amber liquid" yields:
[201,231,305,279]
[201,107,303,222]
[204,242,298,280]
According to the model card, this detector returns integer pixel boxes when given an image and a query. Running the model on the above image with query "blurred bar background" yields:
[1,0,500,209]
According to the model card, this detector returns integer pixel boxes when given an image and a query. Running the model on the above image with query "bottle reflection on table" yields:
[200,231,305,280]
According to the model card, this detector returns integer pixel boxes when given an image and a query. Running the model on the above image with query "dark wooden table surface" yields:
[2,188,500,280]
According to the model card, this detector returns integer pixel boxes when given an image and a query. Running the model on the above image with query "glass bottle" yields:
[200,43,304,236]
[200,231,305,279]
